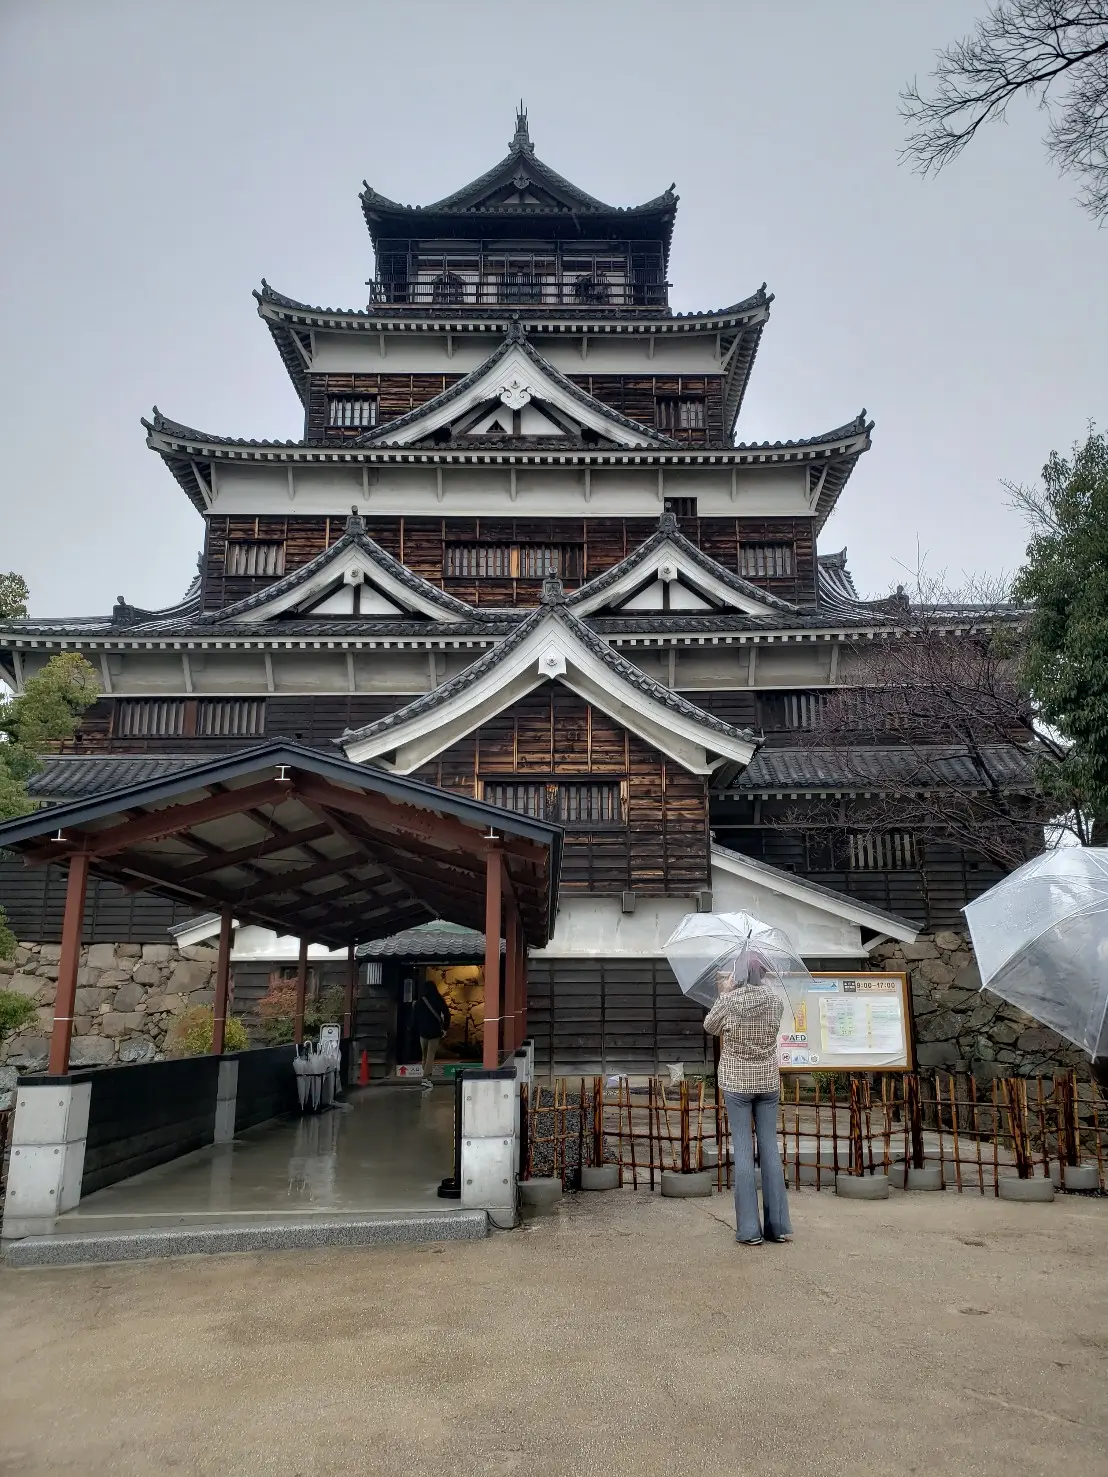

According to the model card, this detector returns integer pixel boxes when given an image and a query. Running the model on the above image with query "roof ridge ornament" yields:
[345,505,366,536]
[540,573,567,606]
[658,508,679,535]
[511,102,533,155]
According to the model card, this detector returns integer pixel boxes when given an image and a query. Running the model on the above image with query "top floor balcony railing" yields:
[367,270,670,312]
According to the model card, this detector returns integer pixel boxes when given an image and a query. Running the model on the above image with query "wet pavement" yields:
[57,1085,458,1230]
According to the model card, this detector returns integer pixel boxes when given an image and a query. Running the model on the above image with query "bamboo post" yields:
[968,1074,985,1195]
[1004,1077,1032,1178]
[849,1078,864,1176]
[1033,1076,1051,1180]
[627,1078,639,1190]
[679,1079,691,1173]
[907,1073,925,1170]
[577,1076,586,1183]
[1091,1078,1105,1191]
[934,1075,947,1186]
[948,1074,964,1193]
[814,1076,823,1191]
[991,1079,1001,1196]
[830,1077,841,1175]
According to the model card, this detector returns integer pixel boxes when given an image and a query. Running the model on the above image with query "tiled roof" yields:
[355,920,499,960]
[735,745,1038,793]
[25,756,201,800]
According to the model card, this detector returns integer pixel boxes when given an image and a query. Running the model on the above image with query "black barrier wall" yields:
[233,1045,299,1133]
[81,1056,221,1195]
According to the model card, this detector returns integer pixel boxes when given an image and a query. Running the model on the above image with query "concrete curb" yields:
[580,1164,620,1191]
[905,1166,945,1192]
[1062,1164,1101,1192]
[519,1177,562,1207]
[2,1212,489,1267]
[998,1175,1055,1203]
[660,1170,714,1198]
[836,1173,890,1201]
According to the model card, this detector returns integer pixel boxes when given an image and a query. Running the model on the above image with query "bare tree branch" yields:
[901,1,1108,223]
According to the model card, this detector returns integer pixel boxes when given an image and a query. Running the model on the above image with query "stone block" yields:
[1018,1028,1058,1052]
[69,1036,115,1066]
[72,1016,93,1036]
[117,944,142,958]
[934,931,967,952]
[36,1007,55,1029]
[902,941,939,961]
[187,988,214,1007]
[96,970,133,988]
[119,1036,157,1064]
[74,987,109,1012]
[6,973,42,999]
[35,963,58,981]
[954,963,982,992]
[76,967,102,988]
[0,960,14,976]
[917,958,955,986]
[915,1010,961,1043]
[915,1042,963,1068]
[85,943,119,970]
[179,945,218,963]
[7,1036,49,1068]
[12,947,32,967]
[167,962,212,993]
[38,945,62,963]
[130,963,162,986]
[101,1011,145,1036]
[141,944,173,964]
[112,983,144,1012]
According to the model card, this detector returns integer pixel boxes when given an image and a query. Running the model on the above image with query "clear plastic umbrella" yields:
[664,911,813,1018]
[963,847,1108,1061]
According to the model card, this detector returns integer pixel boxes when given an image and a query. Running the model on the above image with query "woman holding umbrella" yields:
[703,952,793,1246]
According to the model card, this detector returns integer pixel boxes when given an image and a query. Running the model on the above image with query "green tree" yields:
[1010,429,1108,831]
[0,573,29,620]
[0,645,100,956]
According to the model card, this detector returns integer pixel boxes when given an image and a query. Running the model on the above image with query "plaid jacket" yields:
[703,984,782,1096]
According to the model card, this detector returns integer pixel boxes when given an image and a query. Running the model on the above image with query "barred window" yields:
[846,832,919,871]
[739,542,795,579]
[113,699,265,740]
[115,700,185,738]
[445,543,583,581]
[760,692,827,731]
[656,397,706,432]
[196,700,266,737]
[327,397,377,428]
[226,541,286,578]
[663,497,698,519]
[482,779,623,827]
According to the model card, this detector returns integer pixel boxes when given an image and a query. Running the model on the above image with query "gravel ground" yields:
[1,1188,1106,1476]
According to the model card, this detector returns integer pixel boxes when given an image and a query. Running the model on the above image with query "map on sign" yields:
[776,973,912,1071]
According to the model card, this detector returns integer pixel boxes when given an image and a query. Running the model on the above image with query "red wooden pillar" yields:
[48,852,90,1076]
[482,847,502,1069]
[211,907,233,1055]
[519,926,528,1044]
[503,903,519,1053]
[343,943,357,1039]
[294,936,309,1045]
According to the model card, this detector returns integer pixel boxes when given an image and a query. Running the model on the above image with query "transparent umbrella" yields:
[663,911,813,1018]
[963,847,1108,1061]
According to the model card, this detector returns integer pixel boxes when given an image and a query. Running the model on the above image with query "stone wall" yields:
[870,931,1089,1079]
[0,940,220,1106]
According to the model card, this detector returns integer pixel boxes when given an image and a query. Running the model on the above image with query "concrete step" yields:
[2,1210,488,1267]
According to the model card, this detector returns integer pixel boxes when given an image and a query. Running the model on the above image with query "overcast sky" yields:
[1,0,1105,616]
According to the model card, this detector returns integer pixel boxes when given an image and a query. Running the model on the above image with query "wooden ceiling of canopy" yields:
[0,743,561,950]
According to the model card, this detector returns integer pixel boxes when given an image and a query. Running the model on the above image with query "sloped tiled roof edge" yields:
[567,510,797,614]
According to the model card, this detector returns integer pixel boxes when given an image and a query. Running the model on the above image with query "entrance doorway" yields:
[395,964,486,1076]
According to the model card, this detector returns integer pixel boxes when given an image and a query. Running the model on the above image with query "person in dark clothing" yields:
[415,979,452,1090]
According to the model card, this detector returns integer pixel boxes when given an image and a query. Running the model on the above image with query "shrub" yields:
[257,981,346,1044]
[170,1006,249,1057]
[0,904,16,961]
[0,988,37,1042]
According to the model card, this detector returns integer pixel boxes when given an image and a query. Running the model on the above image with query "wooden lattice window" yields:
[760,692,827,731]
[739,542,795,579]
[663,497,698,519]
[327,397,377,429]
[196,700,266,737]
[114,700,186,738]
[846,832,919,871]
[656,397,706,432]
[226,541,286,578]
[482,779,624,827]
[445,544,583,580]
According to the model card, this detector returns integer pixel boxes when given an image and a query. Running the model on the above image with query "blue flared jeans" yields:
[723,1090,793,1243]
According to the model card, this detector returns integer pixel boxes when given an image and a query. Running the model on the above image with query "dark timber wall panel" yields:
[528,958,709,1077]
[0,851,197,943]
[234,1045,298,1133]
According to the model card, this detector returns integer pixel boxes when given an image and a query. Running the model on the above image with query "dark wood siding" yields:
[412,688,710,896]
[0,851,196,942]
[527,958,710,1076]
[306,373,463,440]
[198,515,816,610]
[566,375,725,443]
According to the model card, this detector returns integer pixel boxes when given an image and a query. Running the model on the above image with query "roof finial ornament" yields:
[540,573,566,606]
[511,101,533,155]
[658,507,678,535]
[346,504,366,536]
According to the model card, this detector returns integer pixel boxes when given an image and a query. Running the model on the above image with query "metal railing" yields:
[368,273,669,311]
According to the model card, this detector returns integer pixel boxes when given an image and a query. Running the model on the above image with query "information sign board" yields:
[777,972,912,1072]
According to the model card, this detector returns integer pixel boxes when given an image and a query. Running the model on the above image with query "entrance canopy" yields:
[0,741,561,948]
[0,741,562,1071]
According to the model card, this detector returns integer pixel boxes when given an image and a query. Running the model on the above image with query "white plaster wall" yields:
[306,330,724,376]
[755,646,836,685]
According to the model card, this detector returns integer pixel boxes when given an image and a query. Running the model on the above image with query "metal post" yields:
[343,943,356,1040]
[212,907,233,1055]
[294,936,309,1045]
[503,903,519,1053]
[483,847,502,1069]
[48,852,90,1076]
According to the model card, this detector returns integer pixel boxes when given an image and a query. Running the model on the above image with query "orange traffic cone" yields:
[358,1049,370,1086]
